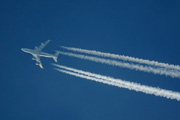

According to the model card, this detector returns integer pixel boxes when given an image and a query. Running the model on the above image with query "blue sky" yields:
[0,0,180,120]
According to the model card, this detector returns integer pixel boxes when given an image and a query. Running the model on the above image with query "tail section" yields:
[53,51,60,62]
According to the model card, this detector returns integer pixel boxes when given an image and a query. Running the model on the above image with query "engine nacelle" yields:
[35,63,40,66]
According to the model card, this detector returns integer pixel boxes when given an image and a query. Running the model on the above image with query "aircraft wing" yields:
[34,40,51,52]
[32,55,44,69]
[37,62,44,69]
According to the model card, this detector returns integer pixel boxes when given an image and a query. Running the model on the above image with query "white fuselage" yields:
[21,40,59,69]
[21,48,55,58]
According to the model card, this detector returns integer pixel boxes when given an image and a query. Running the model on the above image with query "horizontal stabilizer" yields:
[53,51,60,62]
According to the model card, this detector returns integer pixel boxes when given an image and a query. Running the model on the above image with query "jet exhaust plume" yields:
[56,51,180,78]
[53,64,180,101]
[61,46,180,71]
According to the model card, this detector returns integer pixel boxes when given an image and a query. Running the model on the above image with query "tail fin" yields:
[53,51,59,62]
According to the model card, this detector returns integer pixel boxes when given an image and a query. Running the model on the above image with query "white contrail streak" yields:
[56,51,180,78]
[53,64,180,101]
[61,46,180,71]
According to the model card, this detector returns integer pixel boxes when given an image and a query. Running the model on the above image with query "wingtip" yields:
[47,40,51,43]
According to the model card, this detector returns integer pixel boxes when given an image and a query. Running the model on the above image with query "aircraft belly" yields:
[39,52,54,58]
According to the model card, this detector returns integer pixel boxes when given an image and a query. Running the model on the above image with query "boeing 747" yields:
[21,40,59,69]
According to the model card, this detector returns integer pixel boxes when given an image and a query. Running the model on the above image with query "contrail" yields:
[53,64,180,101]
[61,46,180,71]
[56,51,180,78]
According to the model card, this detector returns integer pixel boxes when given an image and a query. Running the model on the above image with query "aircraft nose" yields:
[21,48,25,51]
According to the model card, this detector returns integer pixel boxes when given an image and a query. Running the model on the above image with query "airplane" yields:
[21,40,59,69]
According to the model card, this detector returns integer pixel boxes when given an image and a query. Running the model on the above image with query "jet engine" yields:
[35,63,40,66]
